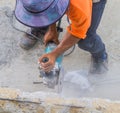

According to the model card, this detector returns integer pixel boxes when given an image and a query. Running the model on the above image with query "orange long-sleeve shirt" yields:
[66,0,92,39]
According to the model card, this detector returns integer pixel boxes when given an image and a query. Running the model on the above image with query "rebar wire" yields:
[0,98,42,104]
[5,10,44,45]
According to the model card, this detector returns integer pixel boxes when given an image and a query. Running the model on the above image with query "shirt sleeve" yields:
[66,0,92,39]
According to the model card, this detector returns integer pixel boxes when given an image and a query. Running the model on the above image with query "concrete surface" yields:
[0,0,120,102]
[0,88,120,113]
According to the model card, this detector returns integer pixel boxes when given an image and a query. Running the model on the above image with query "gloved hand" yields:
[38,52,57,72]
[44,24,59,46]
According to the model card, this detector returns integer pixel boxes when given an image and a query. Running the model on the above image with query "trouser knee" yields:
[77,34,106,57]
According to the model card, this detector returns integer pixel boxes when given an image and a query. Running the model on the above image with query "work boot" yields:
[19,27,48,50]
[89,53,108,74]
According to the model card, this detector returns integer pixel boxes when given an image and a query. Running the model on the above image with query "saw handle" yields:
[42,57,49,63]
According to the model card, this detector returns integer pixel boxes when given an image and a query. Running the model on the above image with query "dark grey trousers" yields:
[78,0,107,58]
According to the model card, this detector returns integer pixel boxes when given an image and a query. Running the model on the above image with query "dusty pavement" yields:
[0,0,120,101]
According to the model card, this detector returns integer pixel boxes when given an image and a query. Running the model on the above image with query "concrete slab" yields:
[0,88,120,113]
[0,0,120,102]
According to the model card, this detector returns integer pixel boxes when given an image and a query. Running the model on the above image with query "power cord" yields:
[4,8,75,56]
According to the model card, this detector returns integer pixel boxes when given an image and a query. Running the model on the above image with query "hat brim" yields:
[15,0,69,27]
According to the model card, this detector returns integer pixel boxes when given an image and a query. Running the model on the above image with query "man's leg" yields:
[20,27,48,50]
[78,0,108,74]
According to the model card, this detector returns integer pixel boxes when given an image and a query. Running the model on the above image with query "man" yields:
[15,0,108,74]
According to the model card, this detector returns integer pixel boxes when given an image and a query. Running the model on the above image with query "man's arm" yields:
[52,31,80,58]
[44,23,59,45]
[39,31,80,72]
